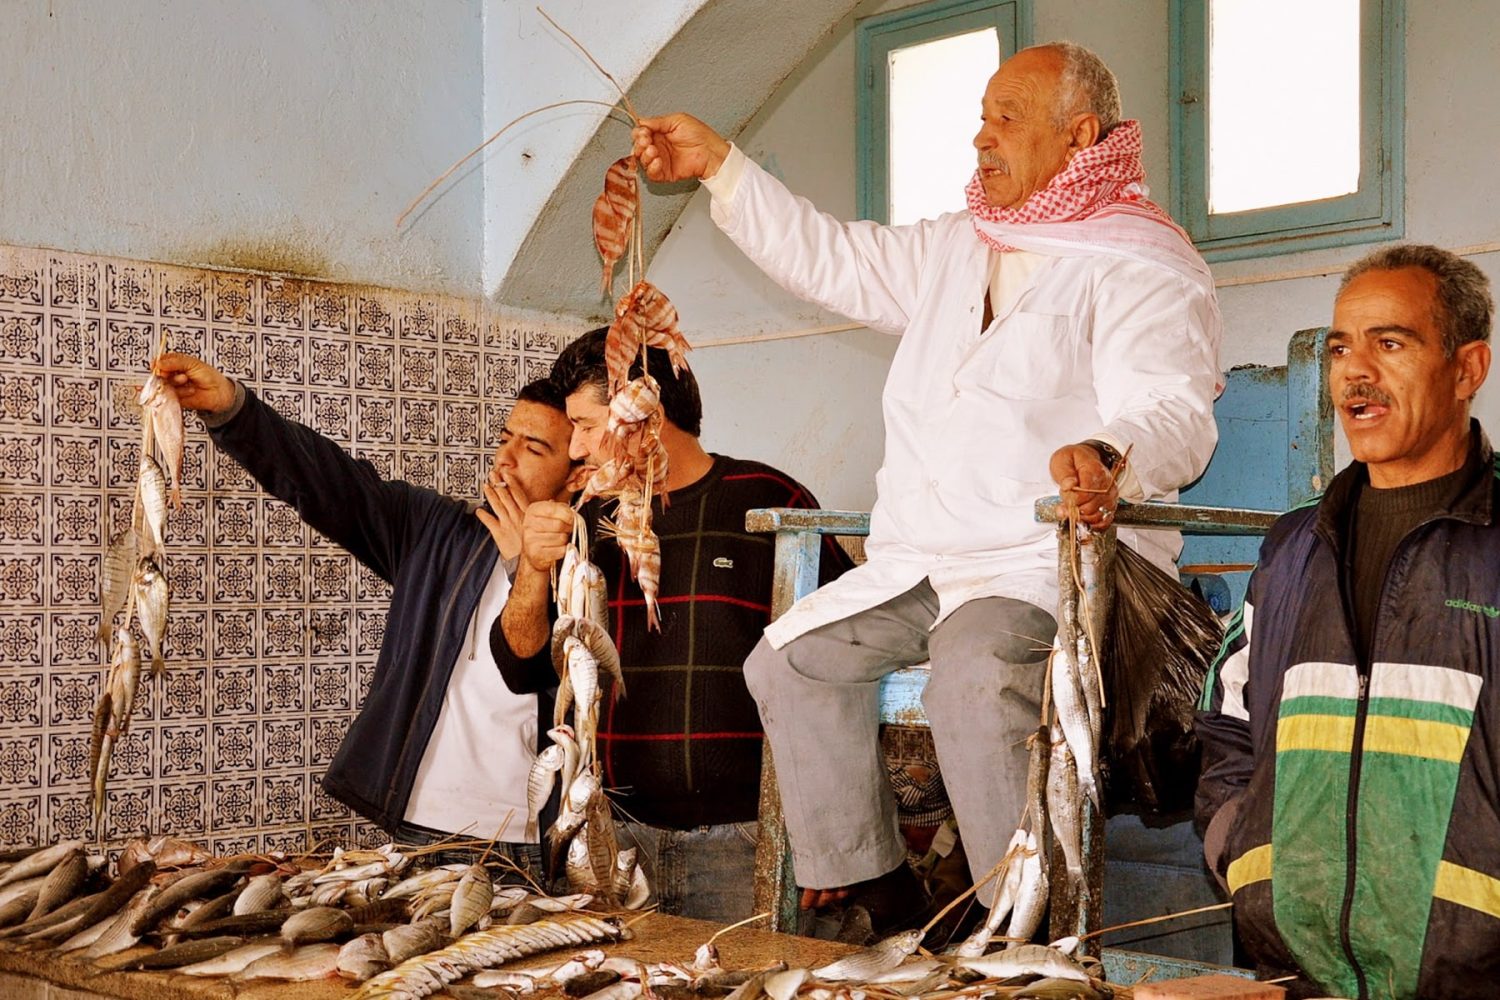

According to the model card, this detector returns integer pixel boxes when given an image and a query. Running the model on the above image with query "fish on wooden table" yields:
[812,929,926,982]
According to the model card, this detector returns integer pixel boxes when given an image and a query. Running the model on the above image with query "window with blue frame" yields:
[856,0,1031,225]
[1170,0,1405,261]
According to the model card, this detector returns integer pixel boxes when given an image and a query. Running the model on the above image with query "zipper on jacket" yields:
[1332,515,1373,1000]
[1337,669,1371,1000]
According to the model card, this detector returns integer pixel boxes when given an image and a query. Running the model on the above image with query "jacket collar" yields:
[1314,419,1495,548]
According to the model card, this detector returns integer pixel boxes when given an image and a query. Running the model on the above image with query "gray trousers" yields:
[744,580,1055,903]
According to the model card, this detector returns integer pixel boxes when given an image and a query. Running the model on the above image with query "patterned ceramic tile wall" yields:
[0,244,567,853]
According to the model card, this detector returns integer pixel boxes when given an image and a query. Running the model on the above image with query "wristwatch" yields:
[1081,438,1122,472]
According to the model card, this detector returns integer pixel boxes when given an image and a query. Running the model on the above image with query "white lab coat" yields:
[705,148,1221,648]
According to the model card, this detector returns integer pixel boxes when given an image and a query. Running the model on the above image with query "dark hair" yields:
[1340,244,1494,357]
[550,326,703,436]
[515,376,567,414]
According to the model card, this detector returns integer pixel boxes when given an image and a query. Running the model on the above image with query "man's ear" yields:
[1069,113,1101,154]
[1455,340,1492,403]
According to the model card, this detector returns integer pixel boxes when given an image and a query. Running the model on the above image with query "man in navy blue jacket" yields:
[155,352,577,876]
[1196,245,1497,998]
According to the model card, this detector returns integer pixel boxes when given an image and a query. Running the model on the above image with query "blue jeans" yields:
[618,820,759,923]
[392,819,544,886]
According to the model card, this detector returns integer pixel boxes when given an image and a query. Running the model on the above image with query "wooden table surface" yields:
[0,912,856,1000]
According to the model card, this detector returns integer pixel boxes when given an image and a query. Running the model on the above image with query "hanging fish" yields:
[594,156,639,297]
[135,456,170,558]
[138,368,185,508]
[98,528,139,645]
[131,556,169,676]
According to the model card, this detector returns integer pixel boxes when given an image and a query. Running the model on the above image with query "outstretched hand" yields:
[152,352,236,415]
[632,114,732,183]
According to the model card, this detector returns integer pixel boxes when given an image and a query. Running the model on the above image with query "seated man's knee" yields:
[742,635,787,699]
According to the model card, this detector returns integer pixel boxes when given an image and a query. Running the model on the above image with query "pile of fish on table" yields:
[0,835,625,993]
[0,835,1120,998]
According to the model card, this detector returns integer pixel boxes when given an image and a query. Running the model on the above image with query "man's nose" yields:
[568,431,590,462]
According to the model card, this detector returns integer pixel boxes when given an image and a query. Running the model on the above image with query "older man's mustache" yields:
[1342,383,1394,407]
[978,154,1009,173]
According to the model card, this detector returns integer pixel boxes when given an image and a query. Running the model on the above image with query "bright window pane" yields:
[1208,0,1361,214]
[888,28,999,225]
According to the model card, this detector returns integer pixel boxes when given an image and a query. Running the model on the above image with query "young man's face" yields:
[490,399,575,502]
[1329,266,1489,487]
[565,385,612,468]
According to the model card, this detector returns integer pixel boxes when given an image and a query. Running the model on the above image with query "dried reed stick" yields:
[396,99,633,230]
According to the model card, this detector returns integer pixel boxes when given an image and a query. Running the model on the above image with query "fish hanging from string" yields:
[91,332,183,835]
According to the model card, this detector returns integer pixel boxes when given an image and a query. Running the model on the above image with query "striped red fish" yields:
[594,157,638,297]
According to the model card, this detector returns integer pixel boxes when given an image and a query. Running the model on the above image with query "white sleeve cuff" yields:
[701,143,748,202]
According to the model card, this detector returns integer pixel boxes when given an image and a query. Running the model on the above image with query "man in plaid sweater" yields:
[492,328,851,922]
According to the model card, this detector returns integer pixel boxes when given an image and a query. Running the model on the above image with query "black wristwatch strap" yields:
[1081,438,1122,471]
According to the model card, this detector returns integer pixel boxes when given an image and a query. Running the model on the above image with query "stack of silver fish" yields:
[92,356,185,834]
[528,517,650,909]
[946,524,1115,961]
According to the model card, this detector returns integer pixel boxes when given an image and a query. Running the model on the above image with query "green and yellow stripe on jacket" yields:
[1227,660,1483,1000]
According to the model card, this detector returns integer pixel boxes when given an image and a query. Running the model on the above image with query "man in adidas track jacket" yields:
[1196,244,1497,1000]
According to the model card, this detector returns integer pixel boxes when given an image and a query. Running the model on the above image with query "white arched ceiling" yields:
[493,0,862,319]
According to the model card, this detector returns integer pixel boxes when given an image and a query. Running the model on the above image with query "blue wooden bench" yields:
[747,328,1332,980]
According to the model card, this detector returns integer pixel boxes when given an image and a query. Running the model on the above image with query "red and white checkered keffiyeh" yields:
[964,120,1189,252]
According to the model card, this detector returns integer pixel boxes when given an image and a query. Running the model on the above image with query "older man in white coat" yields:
[633,42,1221,925]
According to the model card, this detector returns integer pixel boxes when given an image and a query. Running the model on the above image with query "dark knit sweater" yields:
[494,454,852,829]
[1347,454,1476,663]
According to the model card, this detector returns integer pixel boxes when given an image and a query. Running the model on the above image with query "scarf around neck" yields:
[964,120,1189,252]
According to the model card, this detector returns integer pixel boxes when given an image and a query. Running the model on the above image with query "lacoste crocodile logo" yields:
[713,557,734,569]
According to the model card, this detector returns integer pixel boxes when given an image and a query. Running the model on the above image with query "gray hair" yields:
[1043,42,1121,133]
[1340,244,1493,356]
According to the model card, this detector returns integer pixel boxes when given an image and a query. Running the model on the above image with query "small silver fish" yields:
[237,941,343,981]
[956,828,1028,958]
[449,863,494,937]
[527,743,567,842]
[99,528,139,645]
[1006,831,1049,949]
[813,928,925,982]
[138,371,185,508]
[955,943,1090,984]
[0,841,84,890]
[135,455,170,556]
[26,847,88,921]
[106,631,141,735]
[280,904,353,946]
[132,556,169,676]
[337,931,391,982]
[233,873,287,915]
[179,939,284,976]
[1046,725,1084,891]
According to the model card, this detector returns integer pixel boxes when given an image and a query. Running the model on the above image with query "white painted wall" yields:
[651,1,1500,512]
[0,0,483,294]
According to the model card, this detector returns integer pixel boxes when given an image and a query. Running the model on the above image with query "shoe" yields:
[844,862,929,936]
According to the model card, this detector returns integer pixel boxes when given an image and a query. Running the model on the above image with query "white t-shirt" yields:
[401,559,539,842]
